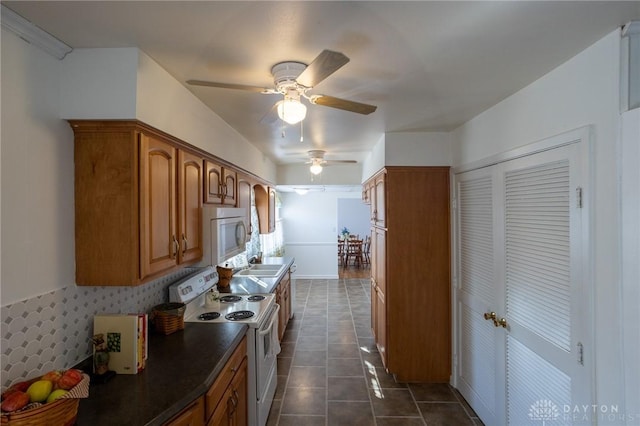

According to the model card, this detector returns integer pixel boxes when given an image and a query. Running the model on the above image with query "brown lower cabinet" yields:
[164,397,206,426]
[164,337,247,426]
[275,269,291,340]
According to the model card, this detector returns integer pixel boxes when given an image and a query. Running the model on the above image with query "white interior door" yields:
[500,142,591,425]
[454,129,592,426]
[455,167,503,426]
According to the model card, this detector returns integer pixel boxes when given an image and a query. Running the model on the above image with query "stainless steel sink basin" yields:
[234,264,284,277]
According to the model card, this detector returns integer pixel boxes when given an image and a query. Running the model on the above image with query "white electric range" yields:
[169,267,279,426]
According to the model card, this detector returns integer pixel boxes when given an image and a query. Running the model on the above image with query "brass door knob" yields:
[483,312,496,321]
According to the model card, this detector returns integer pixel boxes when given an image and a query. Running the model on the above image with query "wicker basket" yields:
[152,302,185,335]
[1,398,79,426]
[1,373,89,426]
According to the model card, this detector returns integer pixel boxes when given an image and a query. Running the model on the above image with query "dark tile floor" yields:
[267,278,484,426]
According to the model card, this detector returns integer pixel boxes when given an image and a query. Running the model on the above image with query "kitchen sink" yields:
[234,264,284,277]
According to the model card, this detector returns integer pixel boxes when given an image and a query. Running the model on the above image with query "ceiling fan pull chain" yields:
[300,120,304,142]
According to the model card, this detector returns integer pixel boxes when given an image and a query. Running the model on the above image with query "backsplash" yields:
[0,268,193,389]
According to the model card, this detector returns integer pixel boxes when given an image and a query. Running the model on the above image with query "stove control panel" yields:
[169,266,218,304]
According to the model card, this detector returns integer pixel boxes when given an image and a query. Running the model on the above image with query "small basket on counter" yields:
[151,302,185,335]
[1,371,89,426]
[216,265,233,288]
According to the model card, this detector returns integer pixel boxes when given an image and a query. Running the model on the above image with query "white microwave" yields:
[201,206,248,266]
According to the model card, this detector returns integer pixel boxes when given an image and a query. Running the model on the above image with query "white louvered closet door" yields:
[499,142,591,426]
[454,129,592,426]
[455,167,503,426]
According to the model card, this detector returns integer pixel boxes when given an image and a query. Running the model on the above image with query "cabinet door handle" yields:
[182,234,188,254]
[172,235,179,258]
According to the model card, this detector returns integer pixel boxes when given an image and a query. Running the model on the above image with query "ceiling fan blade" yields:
[187,80,277,94]
[325,160,358,164]
[311,95,377,115]
[295,50,349,88]
[259,103,279,124]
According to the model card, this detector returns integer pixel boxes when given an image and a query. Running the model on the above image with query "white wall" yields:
[280,191,361,279]
[361,131,452,182]
[385,131,452,167]
[361,135,385,181]
[277,162,363,186]
[1,27,76,304]
[337,198,370,239]
[451,29,626,416]
[60,48,137,119]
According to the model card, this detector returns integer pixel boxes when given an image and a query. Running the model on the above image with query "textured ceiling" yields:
[3,1,638,165]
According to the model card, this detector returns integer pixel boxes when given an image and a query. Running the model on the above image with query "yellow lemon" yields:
[26,380,52,403]
[46,389,68,403]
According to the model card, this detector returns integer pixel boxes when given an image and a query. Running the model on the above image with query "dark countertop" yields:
[76,257,293,425]
[77,323,247,426]
[222,257,295,294]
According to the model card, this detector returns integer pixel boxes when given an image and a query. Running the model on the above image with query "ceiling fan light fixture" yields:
[277,98,307,125]
[309,162,323,175]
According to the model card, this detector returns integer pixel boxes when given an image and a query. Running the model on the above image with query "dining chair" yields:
[362,235,371,267]
[345,239,364,268]
[337,239,346,266]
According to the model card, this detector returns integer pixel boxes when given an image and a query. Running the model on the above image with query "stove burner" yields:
[247,295,265,302]
[225,310,255,321]
[220,295,242,303]
[198,312,220,321]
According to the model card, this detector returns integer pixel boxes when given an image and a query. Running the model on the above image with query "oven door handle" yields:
[259,304,280,337]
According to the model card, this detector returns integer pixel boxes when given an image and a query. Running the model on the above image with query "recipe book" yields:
[93,314,148,374]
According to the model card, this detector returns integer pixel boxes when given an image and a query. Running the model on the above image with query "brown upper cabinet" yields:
[178,150,204,264]
[372,172,386,227]
[204,160,237,206]
[236,173,254,240]
[253,184,276,234]
[71,120,204,286]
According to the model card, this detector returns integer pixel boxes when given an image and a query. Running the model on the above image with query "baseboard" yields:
[293,274,339,280]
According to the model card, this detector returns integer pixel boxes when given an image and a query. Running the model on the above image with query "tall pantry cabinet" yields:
[364,166,451,382]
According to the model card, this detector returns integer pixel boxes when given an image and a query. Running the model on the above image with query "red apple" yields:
[1,391,29,412]
[56,369,83,390]
[41,370,63,385]
[1,380,32,400]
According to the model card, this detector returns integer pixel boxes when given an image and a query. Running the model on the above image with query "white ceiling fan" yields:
[305,150,357,175]
[187,50,377,125]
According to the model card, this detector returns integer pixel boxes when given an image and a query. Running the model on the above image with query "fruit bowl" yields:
[1,371,89,426]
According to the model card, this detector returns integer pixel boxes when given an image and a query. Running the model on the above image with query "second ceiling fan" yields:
[187,50,377,124]
[306,150,357,175]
